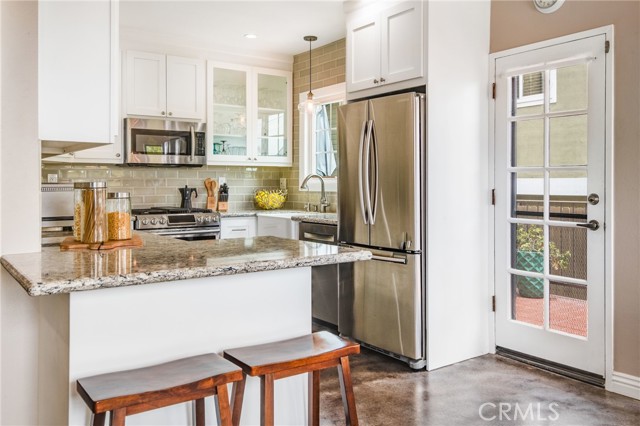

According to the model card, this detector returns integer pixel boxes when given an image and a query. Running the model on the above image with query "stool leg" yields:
[231,373,246,426]
[337,357,359,426]
[260,374,275,426]
[215,384,232,426]
[109,408,126,426]
[92,412,106,426]
[308,370,320,426]
[195,398,205,426]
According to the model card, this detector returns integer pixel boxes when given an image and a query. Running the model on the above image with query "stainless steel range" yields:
[132,207,221,241]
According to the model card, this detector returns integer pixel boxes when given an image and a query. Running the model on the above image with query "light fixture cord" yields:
[308,39,312,99]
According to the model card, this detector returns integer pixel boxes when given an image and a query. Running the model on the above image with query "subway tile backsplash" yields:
[41,164,292,211]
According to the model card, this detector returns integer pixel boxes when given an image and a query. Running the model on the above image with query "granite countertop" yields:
[0,233,370,297]
[221,210,337,225]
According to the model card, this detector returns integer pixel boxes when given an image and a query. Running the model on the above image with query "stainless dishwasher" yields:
[299,222,338,328]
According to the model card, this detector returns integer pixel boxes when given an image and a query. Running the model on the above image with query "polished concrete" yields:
[319,349,640,425]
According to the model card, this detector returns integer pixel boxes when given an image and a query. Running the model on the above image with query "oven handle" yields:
[190,126,196,162]
[140,228,220,238]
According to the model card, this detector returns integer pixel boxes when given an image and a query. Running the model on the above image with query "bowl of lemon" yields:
[254,189,287,210]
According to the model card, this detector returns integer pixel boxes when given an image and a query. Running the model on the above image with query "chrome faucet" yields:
[300,174,329,212]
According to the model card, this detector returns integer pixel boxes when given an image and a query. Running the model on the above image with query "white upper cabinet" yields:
[208,62,292,167]
[346,1,425,97]
[126,51,205,120]
[39,0,119,156]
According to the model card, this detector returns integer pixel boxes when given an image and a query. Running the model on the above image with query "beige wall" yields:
[283,38,345,211]
[490,0,640,376]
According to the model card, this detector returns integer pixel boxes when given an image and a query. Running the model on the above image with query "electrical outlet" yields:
[218,176,226,186]
[47,174,58,183]
[280,178,287,190]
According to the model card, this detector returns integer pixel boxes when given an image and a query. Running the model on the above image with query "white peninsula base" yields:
[5,267,312,425]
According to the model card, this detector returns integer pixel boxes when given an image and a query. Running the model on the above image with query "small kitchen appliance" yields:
[132,207,220,241]
[125,118,206,166]
[179,185,198,209]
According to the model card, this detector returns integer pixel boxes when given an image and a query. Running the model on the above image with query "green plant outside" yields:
[515,225,572,299]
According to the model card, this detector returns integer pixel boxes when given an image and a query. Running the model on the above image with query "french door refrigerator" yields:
[338,92,426,369]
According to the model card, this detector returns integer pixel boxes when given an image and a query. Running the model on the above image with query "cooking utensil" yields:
[207,179,219,210]
[204,178,214,197]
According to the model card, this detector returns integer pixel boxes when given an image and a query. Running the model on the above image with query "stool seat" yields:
[224,331,360,426]
[77,353,243,426]
[223,331,360,377]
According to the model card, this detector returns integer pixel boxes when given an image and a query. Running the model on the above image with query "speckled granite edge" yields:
[1,246,370,297]
[290,215,338,225]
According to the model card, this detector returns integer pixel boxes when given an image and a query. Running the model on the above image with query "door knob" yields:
[576,220,600,231]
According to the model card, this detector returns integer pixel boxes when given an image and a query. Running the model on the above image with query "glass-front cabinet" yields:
[208,63,291,166]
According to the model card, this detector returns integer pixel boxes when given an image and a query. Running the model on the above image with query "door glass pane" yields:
[512,223,545,273]
[550,115,587,166]
[549,225,586,280]
[511,274,544,325]
[550,64,588,112]
[549,281,587,337]
[257,73,287,158]
[212,68,247,157]
[550,170,587,223]
[511,72,544,116]
[512,119,544,167]
[511,171,544,218]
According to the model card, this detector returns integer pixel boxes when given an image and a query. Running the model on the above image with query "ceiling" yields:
[120,0,347,58]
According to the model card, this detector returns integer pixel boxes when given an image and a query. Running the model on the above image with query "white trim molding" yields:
[607,371,640,400]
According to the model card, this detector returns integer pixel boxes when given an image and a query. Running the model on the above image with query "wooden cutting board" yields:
[60,235,143,251]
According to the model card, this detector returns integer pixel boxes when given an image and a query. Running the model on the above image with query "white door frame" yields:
[488,25,613,384]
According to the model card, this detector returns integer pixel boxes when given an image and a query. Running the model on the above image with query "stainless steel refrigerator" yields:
[338,91,426,369]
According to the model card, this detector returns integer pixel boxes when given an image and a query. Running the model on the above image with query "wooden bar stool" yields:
[76,353,243,426]
[223,331,360,426]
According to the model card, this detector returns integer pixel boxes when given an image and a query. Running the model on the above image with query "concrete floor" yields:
[319,348,640,425]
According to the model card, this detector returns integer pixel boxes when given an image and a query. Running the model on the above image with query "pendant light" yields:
[303,35,317,114]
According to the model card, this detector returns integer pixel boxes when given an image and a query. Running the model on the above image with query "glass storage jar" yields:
[74,182,108,243]
[106,192,132,241]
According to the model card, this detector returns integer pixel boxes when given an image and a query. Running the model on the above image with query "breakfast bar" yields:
[0,234,371,425]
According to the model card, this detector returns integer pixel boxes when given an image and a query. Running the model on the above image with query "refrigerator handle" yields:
[358,120,369,225]
[369,119,379,225]
[363,120,374,225]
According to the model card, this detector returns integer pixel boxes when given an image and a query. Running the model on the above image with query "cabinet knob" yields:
[116,153,121,158]
[373,79,379,84]
[380,77,386,83]
[161,111,166,116]
[168,112,173,116]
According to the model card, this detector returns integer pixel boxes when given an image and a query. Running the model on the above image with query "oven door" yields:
[141,227,220,241]
[125,118,206,166]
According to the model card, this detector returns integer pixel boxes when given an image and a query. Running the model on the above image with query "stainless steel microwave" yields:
[125,118,206,166]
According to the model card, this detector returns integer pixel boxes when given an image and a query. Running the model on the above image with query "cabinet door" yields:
[166,55,206,120]
[254,69,292,165]
[380,1,424,85]
[208,63,251,164]
[39,0,117,146]
[257,216,291,238]
[126,51,166,117]
[346,12,381,93]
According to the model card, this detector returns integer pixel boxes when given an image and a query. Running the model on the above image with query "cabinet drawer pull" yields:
[373,79,379,84]
[161,111,166,116]
[380,77,386,83]
[303,232,335,242]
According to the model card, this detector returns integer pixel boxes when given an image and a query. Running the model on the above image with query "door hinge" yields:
[491,188,496,205]
[605,40,610,53]
[492,295,496,312]
[492,82,496,99]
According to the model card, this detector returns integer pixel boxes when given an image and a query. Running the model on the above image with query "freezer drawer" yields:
[339,249,423,360]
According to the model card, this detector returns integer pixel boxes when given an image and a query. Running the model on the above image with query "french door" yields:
[494,34,608,375]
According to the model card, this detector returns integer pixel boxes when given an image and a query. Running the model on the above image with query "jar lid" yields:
[107,192,130,199]
[74,181,107,189]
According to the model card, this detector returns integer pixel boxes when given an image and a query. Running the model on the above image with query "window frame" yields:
[298,82,345,193]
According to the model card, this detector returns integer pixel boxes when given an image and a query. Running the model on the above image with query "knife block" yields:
[217,193,228,212]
